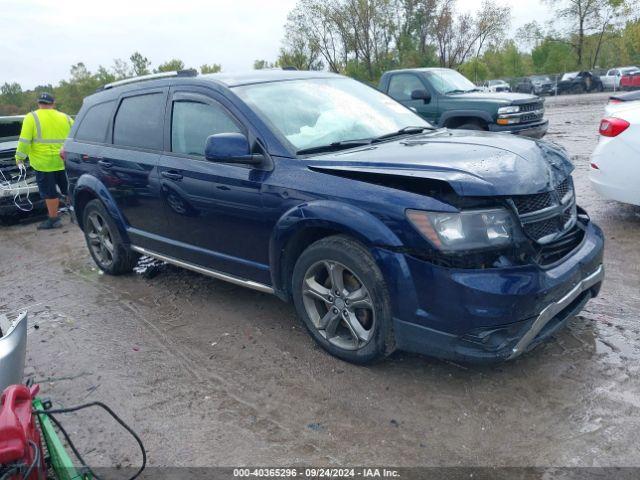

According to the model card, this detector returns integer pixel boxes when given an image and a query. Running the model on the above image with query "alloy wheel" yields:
[301,260,376,351]
[86,211,115,267]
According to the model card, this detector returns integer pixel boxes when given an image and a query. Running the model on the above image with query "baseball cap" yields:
[37,92,55,104]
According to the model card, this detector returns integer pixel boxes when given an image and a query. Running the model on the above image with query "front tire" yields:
[82,199,139,275]
[292,235,395,364]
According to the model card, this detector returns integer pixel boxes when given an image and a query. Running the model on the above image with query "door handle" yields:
[98,159,113,168]
[161,171,183,181]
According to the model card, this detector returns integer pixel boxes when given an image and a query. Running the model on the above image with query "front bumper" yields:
[377,221,604,363]
[0,182,43,217]
[489,119,548,139]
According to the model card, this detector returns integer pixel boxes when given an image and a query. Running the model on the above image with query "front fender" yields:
[269,200,403,293]
[73,174,129,242]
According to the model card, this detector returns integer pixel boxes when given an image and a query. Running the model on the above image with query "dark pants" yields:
[35,170,68,200]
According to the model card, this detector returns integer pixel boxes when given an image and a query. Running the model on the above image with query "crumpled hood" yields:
[307,129,573,197]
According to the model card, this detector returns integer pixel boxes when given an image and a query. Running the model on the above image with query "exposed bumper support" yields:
[0,311,27,392]
[509,264,604,359]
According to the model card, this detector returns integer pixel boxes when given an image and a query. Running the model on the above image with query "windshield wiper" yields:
[372,126,434,143]
[296,139,372,155]
[444,89,467,94]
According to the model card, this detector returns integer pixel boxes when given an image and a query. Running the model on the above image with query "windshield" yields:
[488,80,505,86]
[562,72,578,81]
[234,77,428,153]
[423,70,476,94]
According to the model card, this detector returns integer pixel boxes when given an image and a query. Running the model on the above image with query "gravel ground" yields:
[0,91,638,469]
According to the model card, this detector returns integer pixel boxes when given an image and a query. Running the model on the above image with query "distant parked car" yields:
[590,101,640,206]
[516,75,555,95]
[601,67,639,90]
[609,90,640,104]
[482,79,511,92]
[620,70,640,91]
[379,68,548,138]
[557,71,604,94]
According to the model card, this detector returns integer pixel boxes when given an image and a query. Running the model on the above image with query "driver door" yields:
[157,89,271,283]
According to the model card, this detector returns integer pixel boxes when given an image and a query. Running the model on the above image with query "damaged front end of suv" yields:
[301,130,604,363]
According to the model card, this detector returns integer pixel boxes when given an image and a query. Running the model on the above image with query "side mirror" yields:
[204,133,263,165]
[411,89,431,104]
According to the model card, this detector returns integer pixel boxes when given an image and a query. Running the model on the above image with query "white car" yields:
[601,66,639,91]
[482,79,511,92]
[590,101,640,206]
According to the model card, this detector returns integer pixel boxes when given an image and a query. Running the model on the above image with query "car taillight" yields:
[60,148,66,161]
[608,99,622,104]
[599,117,630,137]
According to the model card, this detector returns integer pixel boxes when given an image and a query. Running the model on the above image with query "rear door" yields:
[100,89,167,244]
[157,88,271,283]
[386,73,438,124]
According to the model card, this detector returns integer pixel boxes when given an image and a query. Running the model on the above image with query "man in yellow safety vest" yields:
[15,92,73,230]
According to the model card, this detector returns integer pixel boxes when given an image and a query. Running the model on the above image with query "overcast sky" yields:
[1,0,551,90]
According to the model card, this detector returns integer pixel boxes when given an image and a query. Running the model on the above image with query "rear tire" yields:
[292,235,395,364]
[82,199,139,275]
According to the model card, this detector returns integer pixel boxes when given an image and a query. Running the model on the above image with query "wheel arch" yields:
[269,201,403,300]
[73,174,129,242]
[440,110,492,129]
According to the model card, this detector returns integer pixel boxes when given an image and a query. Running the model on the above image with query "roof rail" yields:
[101,69,198,90]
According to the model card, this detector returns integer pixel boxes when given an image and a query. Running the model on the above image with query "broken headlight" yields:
[406,208,515,251]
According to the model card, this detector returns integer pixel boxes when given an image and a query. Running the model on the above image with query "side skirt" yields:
[130,245,275,295]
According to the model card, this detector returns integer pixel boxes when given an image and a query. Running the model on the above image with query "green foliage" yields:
[130,52,151,76]
[155,59,185,73]
[200,63,222,74]
[253,59,276,70]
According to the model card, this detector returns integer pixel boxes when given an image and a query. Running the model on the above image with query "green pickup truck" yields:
[378,68,548,138]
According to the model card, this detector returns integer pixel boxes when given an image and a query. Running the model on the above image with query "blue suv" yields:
[64,70,604,364]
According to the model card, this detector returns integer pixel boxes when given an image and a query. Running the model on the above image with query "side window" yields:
[387,74,425,102]
[171,100,241,156]
[113,93,164,150]
[75,101,115,143]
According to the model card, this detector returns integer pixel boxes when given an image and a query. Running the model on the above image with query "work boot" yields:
[37,217,62,230]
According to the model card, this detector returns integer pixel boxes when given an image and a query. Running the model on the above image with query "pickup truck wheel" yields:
[82,199,138,275]
[292,235,394,364]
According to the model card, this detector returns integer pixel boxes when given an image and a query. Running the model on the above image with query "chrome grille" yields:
[519,102,543,113]
[511,177,577,244]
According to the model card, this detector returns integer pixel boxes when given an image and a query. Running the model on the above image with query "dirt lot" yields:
[1,91,639,469]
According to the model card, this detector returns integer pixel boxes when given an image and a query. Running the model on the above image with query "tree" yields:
[156,59,185,72]
[111,58,132,79]
[253,59,276,70]
[543,0,626,68]
[130,52,151,76]
[200,63,222,74]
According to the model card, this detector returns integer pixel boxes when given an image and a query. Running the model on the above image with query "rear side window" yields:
[75,101,115,143]
[387,74,424,101]
[171,101,241,156]
[113,93,164,150]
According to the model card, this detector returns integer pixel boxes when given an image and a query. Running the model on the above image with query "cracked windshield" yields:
[236,77,428,152]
